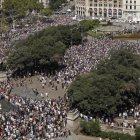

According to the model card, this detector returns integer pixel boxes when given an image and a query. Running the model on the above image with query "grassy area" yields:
[87,25,103,37]
[93,24,102,29]
[87,30,103,37]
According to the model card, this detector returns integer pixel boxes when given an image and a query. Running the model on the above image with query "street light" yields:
[81,23,84,49]
[92,29,94,41]
[70,27,78,48]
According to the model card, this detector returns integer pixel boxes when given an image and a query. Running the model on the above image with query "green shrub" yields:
[90,120,101,137]
[80,121,90,135]
[113,132,122,140]
[80,120,101,136]
[107,21,113,25]
[108,131,115,140]
[100,24,108,26]
[80,121,135,140]
[100,131,108,139]
[135,126,140,140]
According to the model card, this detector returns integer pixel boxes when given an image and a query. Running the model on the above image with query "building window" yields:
[134,6,136,9]
[99,4,102,7]
[126,6,127,9]
[94,0,97,7]
[130,6,132,9]
[126,0,128,3]
[130,1,132,3]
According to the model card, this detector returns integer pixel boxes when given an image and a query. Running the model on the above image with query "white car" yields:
[25,24,29,27]
[92,17,98,20]
[72,17,76,21]
[128,20,132,24]
[115,19,119,23]
[121,20,126,23]
[77,19,82,22]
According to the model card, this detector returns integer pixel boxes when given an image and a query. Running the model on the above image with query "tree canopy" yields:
[67,48,140,114]
[41,8,53,17]
[80,19,100,31]
[49,0,65,10]
[7,25,82,74]
[2,0,44,19]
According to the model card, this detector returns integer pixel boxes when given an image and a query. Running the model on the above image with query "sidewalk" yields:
[78,135,109,140]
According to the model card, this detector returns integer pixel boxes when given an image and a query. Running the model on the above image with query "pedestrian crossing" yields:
[66,132,79,140]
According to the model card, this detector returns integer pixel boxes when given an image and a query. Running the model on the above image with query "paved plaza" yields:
[11,75,66,100]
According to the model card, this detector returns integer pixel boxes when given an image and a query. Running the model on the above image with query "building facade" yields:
[38,0,50,8]
[75,0,140,19]
[0,0,4,9]
[123,0,140,20]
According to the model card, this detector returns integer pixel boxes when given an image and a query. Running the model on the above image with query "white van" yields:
[72,15,77,21]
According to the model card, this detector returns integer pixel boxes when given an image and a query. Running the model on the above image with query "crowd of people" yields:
[0,14,74,65]
[0,14,76,140]
[0,11,140,139]
[115,27,140,36]
[0,81,71,139]
[53,38,140,83]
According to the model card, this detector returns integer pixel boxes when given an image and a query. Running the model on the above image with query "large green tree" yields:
[68,48,140,114]
[7,25,82,73]
[41,8,53,17]
[49,0,65,10]
[2,0,44,19]
[80,19,100,31]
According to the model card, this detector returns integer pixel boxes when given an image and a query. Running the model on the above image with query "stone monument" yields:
[66,96,81,131]
[66,109,81,132]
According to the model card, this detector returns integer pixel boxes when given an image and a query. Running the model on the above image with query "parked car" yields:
[110,17,116,19]
[25,24,29,27]
[54,12,60,15]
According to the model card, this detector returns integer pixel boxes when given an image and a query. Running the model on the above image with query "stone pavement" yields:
[0,72,7,81]
[78,135,109,140]
[10,75,67,100]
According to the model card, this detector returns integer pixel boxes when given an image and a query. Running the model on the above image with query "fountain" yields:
[97,26,124,33]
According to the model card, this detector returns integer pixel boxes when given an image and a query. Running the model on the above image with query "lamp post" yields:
[92,30,94,41]
[71,28,73,48]
[81,23,84,49]
[70,27,78,48]
[20,66,21,78]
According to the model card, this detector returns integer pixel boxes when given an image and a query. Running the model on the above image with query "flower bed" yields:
[114,34,140,39]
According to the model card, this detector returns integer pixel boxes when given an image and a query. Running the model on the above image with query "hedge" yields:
[80,121,135,140]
